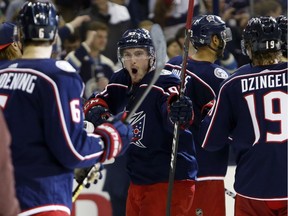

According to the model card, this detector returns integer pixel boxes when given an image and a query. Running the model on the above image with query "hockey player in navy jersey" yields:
[0,22,22,61]
[164,15,232,216]
[84,28,197,215]
[0,109,20,216]
[276,15,287,61]
[0,2,133,216]
[200,16,288,215]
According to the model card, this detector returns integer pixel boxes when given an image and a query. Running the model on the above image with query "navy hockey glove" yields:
[168,95,194,128]
[95,112,133,162]
[74,163,103,188]
[83,98,111,127]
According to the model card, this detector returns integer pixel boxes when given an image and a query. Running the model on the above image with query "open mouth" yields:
[132,68,138,74]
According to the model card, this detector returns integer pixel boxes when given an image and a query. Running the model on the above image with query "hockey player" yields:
[0,22,22,60]
[200,16,287,215]
[276,15,287,61]
[0,109,20,216]
[0,2,133,216]
[83,28,197,215]
[164,15,232,216]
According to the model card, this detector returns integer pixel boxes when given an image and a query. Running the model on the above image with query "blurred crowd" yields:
[0,0,286,98]
[0,1,286,216]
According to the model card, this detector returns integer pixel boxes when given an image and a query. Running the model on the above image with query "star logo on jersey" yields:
[129,111,146,148]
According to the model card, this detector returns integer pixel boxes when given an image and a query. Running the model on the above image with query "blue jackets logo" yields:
[130,111,146,148]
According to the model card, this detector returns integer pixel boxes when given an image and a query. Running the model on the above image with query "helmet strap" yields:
[208,44,224,59]
[207,35,224,58]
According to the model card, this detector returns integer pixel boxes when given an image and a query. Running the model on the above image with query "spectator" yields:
[253,0,283,17]
[175,26,196,56]
[78,0,132,63]
[151,0,200,40]
[166,37,181,59]
[127,0,150,28]
[65,21,115,98]
[60,32,82,60]
[0,0,9,22]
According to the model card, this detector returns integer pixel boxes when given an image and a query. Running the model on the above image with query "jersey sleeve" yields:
[41,65,104,169]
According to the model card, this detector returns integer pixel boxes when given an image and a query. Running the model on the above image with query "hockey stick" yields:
[166,1,194,215]
[72,161,110,203]
[72,24,167,202]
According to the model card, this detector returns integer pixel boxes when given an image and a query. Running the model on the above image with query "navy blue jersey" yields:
[201,62,288,200]
[95,68,198,184]
[0,59,106,214]
[164,56,230,180]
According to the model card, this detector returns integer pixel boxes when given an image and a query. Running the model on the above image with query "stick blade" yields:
[150,24,167,72]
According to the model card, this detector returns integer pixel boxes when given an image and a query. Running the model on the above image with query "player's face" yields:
[122,48,150,84]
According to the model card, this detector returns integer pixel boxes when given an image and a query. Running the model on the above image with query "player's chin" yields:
[131,76,141,84]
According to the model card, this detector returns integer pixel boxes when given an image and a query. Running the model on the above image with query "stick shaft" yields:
[166,1,194,215]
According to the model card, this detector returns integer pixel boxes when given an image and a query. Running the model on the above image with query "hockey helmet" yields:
[276,15,287,57]
[241,16,281,55]
[18,1,59,42]
[117,28,155,60]
[190,15,232,48]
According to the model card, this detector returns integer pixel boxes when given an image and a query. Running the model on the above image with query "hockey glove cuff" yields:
[83,98,111,127]
[94,113,133,162]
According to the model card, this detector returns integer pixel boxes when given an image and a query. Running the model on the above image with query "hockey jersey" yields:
[94,68,198,184]
[164,56,230,180]
[0,59,106,215]
[201,62,288,200]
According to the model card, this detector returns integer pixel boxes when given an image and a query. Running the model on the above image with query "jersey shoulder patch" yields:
[214,68,229,79]
[55,60,76,73]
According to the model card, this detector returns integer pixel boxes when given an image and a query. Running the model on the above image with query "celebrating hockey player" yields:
[200,16,287,215]
[0,2,133,215]
[84,28,197,215]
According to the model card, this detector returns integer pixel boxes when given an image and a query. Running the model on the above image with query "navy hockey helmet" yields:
[276,15,287,57]
[190,15,232,48]
[18,1,59,42]
[117,28,155,60]
[241,16,281,55]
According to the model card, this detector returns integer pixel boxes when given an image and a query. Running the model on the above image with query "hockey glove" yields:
[83,98,111,127]
[95,112,133,162]
[74,163,103,188]
[201,99,215,119]
[168,95,194,128]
